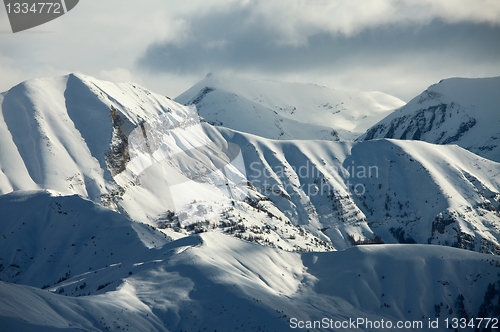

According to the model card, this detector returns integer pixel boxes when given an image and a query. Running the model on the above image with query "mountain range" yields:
[0,73,499,331]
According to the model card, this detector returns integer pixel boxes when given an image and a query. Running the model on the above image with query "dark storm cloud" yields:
[137,6,500,76]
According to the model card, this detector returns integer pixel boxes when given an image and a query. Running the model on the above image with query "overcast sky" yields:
[1,0,499,101]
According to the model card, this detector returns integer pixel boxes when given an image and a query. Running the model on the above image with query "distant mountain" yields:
[176,73,405,141]
[0,72,178,198]
[0,73,247,226]
[0,74,335,252]
[359,77,500,162]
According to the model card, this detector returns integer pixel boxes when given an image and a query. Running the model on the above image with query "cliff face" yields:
[105,105,130,177]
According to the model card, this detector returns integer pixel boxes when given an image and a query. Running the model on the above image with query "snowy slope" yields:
[1,199,500,332]
[1,193,500,331]
[175,74,405,141]
[0,73,179,198]
[0,191,171,291]
[0,74,340,252]
[360,77,500,162]
[346,139,500,254]
[0,74,243,227]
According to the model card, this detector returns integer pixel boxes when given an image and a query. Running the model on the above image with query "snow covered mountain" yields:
[1,74,500,331]
[175,73,405,141]
[0,190,170,291]
[1,191,500,331]
[359,76,500,162]
[0,73,499,254]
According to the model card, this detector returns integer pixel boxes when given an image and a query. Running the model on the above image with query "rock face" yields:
[105,105,130,177]
[360,77,500,162]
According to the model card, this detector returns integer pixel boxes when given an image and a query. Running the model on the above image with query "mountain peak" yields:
[176,75,405,141]
[360,76,500,162]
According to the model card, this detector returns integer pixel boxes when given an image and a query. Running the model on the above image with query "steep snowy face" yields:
[360,77,500,162]
[345,139,500,254]
[175,74,405,141]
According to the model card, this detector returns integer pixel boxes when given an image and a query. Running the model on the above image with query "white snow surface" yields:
[206,126,500,254]
[175,74,405,141]
[0,74,500,331]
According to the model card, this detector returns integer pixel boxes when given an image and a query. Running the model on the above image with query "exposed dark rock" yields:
[389,227,416,244]
[441,116,477,144]
[189,87,215,106]
[105,105,130,177]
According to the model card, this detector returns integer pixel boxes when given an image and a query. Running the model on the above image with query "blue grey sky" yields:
[1,0,499,101]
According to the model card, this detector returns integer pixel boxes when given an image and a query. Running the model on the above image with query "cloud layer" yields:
[136,0,500,99]
[1,0,499,100]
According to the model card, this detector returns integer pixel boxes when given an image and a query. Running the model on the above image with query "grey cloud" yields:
[137,5,500,77]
